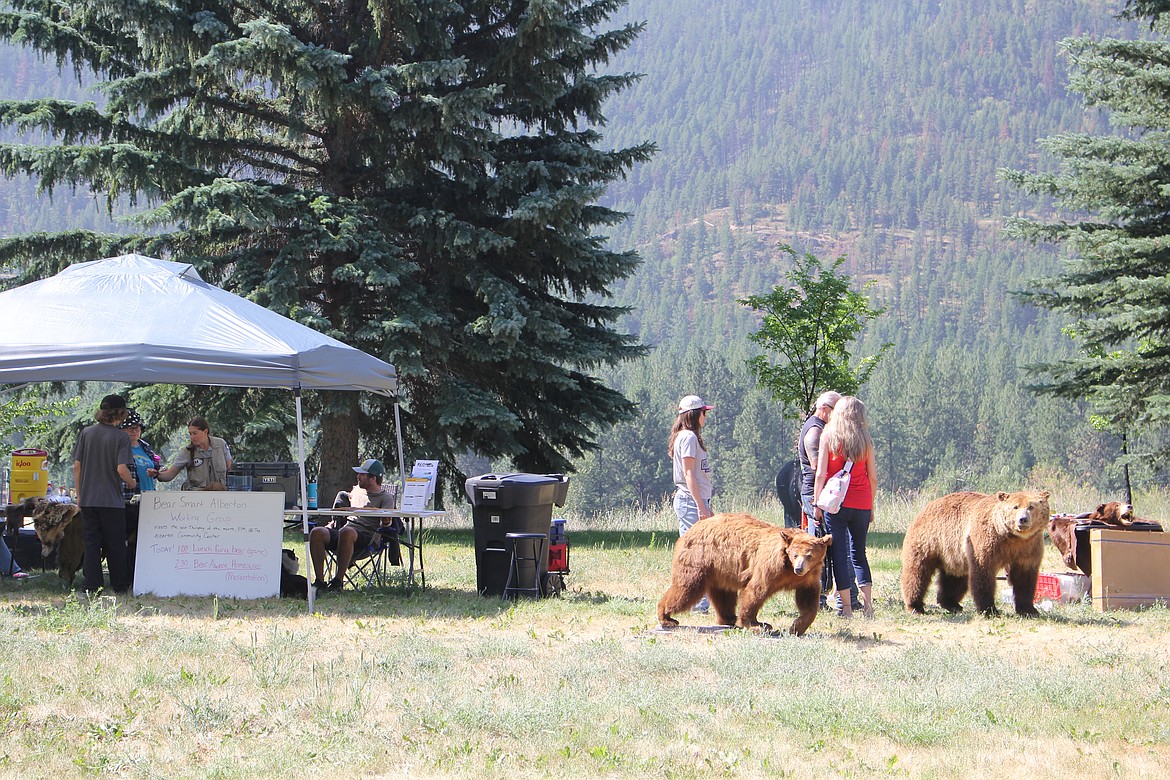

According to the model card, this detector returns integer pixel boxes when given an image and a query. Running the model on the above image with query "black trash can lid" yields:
[469,473,565,485]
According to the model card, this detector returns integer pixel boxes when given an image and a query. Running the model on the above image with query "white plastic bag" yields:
[816,460,854,514]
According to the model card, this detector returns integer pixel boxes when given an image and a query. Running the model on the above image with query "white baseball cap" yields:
[678,395,713,414]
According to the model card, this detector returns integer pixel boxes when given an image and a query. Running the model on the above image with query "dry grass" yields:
[1,489,1169,779]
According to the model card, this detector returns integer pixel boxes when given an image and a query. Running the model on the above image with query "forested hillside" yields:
[570,0,1147,511]
[0,0,1154,510]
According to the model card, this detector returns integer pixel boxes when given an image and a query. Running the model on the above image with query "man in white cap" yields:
[309,458,395,591]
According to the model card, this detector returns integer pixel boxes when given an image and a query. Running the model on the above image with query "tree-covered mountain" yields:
[572,0,1150,511]
[0,0,1156,510]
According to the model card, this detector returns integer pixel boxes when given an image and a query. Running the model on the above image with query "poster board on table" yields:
[401,459,438,511]
[134,491,284,598]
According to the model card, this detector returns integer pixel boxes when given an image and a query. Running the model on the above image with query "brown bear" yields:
[657,513,832,635]
[901,490,1050,617]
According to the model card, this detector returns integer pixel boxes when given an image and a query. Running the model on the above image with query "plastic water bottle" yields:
[307,481,318,510]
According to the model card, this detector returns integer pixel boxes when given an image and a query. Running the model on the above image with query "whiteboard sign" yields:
[134,491,284,598]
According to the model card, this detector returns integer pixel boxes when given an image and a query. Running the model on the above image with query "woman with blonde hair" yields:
[812,395,877,618]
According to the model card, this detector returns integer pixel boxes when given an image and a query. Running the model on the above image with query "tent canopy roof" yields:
[0,254,397,395]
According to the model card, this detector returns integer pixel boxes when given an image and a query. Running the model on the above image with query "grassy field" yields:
[1,490,1169,779]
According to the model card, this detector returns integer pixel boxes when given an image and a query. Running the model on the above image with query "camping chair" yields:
[321,519,408,590]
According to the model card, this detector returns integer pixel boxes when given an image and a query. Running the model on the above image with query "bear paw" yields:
[738,620,772,633]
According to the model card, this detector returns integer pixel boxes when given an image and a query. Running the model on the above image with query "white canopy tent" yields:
[0,253,406,608]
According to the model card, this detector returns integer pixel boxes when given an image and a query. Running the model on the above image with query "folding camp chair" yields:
[322,519,407,590]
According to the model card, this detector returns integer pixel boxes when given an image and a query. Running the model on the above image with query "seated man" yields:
[309,459,395,591]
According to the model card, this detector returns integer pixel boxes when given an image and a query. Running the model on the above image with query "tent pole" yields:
[295,389,314,612]
[393,395,407,495]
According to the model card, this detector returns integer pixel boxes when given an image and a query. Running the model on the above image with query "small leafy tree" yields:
[0,394,78,443]
[739,245,890,418]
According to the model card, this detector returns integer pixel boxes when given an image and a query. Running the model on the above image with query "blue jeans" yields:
[826,506,872,591]
[674,490,710,609]
[0,536,21,575]
[673,490,702,536]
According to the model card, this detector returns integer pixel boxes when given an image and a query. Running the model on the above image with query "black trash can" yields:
[465,473,570,596]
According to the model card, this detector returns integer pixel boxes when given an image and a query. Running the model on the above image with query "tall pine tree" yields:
[1004,0,1170,454]
[0,0,652,496]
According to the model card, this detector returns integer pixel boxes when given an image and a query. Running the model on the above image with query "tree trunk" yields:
[318,392,360,506]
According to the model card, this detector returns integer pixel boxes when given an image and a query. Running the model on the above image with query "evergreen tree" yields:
[0,0,652,497]
[1003,0,1170,457]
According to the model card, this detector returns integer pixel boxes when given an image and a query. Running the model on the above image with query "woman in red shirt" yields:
[813,396,877,618]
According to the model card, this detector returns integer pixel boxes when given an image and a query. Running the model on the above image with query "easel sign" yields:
[133,491,284,598]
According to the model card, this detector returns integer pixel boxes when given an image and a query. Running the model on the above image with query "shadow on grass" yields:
[901,602,1140,628]
[394,528,912,551]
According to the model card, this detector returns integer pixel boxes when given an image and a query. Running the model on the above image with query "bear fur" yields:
[657,513,832,635]
[280,548,308,598]
[1087,501,1135,527]
[1046,516,1081,572]
[901,490,1050,617]
[4,497,37,536]
[30,498,84,586]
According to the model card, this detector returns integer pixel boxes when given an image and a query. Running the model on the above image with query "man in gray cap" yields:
[798,391,841,530]
[308,458,396,591]
[72,394,136,593]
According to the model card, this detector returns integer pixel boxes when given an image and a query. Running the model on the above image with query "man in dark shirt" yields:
[72,394,136,593]
[309,459,396,591]
[798,391,841,532]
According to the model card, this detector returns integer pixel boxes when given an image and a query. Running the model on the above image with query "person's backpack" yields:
[816,460,853,514]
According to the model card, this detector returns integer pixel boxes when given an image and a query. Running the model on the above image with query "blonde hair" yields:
[821,396,872,461]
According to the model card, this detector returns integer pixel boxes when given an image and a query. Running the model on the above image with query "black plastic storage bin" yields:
[465,473,569,596]
[230,462,301,509]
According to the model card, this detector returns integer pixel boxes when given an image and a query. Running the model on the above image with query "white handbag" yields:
[816,459,854,514]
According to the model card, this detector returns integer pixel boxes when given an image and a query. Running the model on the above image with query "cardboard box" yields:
[1091,529,1170,611]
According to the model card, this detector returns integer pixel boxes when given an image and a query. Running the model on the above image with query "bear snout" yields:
[1015,512,1032,531]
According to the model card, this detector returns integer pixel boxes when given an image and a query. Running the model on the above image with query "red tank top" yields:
[826,450,872,510]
